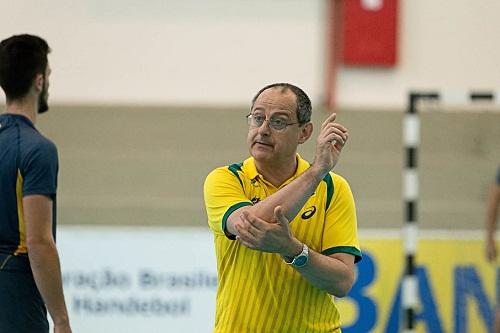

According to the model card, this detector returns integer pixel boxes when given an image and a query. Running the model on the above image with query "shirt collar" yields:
[3,112,36,130]
[244,154,311,185]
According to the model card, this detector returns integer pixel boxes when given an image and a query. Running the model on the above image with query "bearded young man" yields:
[0,34,72,333]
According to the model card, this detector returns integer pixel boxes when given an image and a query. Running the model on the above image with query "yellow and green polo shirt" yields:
[204,154,361,333]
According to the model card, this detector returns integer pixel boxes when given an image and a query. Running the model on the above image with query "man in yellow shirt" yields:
[204,83,361,332]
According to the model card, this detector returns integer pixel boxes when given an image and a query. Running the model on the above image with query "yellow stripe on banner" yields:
[14,170,27,255]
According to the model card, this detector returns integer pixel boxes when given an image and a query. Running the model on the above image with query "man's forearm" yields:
[486,186,500,238]
[253,166,326,221]
[28,241,70,327]
[280,236,355,297]
[294,250,355,297]
[227,166,327,235]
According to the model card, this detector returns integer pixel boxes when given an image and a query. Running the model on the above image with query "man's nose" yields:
[257,119,271,135]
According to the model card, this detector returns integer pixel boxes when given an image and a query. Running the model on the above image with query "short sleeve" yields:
[321,174,362,263]
[21,140,58,198]
[204,167,252,239]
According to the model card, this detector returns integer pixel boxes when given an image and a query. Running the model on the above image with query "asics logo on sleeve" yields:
[251,197,261,204]
[301,206,317,220]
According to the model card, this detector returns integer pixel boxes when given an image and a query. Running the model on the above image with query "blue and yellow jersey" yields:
[204,155,361,333]
[0,114,58,256]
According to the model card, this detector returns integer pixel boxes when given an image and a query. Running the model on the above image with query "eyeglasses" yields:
[246,114,300,131]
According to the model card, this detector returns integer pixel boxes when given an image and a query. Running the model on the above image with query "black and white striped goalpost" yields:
[402,92,438,333]
[402,91,497,332]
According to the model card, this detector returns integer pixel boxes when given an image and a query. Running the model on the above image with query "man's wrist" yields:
[282,242,310,268]
[53,314,70,326]
[307,164,329,183]
[281,239,303,262]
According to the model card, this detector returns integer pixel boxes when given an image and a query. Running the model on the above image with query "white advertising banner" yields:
[56,227,497,333]
[57,226,217,333]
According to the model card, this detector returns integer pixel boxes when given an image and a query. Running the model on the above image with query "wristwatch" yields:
[284,243,309,268]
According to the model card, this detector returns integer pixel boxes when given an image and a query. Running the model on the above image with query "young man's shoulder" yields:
[22,130,57,159]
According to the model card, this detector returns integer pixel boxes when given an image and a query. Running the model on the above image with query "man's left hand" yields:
[235,206,302,257]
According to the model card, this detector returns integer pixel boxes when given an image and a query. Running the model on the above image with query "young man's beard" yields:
[38,83,49,114]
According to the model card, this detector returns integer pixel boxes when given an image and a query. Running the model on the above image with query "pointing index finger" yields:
[321,112,337,130]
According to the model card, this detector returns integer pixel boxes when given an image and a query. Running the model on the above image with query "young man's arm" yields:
[485,182,500,262]
[24,195,72,333]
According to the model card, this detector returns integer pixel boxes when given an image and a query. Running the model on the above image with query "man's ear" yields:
[34,73,44,92]
[298,122,313,144]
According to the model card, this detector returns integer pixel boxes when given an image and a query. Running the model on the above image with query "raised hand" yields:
[312,113,348,175]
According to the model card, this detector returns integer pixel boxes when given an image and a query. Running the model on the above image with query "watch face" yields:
[294,255,307,266]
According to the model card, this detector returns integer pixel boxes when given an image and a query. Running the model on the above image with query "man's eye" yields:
[271,118,286,126]
[253,115,265,123]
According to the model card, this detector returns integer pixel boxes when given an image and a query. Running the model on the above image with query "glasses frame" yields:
[246,113,302,131]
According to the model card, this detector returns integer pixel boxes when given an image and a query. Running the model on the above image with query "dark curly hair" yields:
[0,34,50,101]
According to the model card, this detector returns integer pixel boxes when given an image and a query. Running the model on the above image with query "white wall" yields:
[1,0,500,108]
[0,0,325,106]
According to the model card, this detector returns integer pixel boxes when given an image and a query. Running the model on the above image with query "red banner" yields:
[342,0,398,66]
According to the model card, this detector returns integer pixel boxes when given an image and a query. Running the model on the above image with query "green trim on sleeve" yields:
[322,246,362,263]
[322,173,334,210]
[222,201,253,240]
[228,163,244,188]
